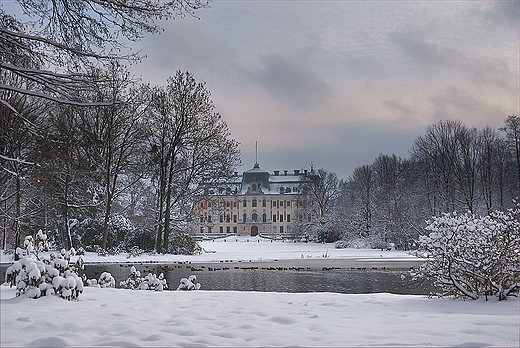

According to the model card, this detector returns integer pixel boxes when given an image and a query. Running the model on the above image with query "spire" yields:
[254,141,259,168]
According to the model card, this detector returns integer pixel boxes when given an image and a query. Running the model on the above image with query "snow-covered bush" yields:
[169,230,202,255]
[334,240,348,249]
[177,275,201,291]
[5,233,83,300]
[98,272,115,288]
[119,266,168,291]
[412,206,519,301]
[119,266,142,289]
[127,246,145,258]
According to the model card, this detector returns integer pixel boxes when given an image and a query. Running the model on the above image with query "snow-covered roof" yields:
[205,163,311,196]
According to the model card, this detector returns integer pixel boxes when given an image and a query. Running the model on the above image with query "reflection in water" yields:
[82,263,432,295]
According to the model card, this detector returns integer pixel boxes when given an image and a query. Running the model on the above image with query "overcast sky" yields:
[6,0,520,178]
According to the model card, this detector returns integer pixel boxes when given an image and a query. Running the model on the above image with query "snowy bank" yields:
[1,236,422,265]
[1,285,518,347]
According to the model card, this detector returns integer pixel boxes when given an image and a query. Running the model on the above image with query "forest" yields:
[294,116,519,250]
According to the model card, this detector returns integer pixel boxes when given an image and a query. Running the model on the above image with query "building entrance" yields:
[251,226,258,236]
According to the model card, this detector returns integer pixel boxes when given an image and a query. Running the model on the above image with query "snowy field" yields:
[1,285,518,347]
[1,236,421,265]
[1,237,519,347]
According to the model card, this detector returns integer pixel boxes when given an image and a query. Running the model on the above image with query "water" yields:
[1,260,432,295]
[82,260,431,294]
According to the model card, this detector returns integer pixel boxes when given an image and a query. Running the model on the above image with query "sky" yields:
[3,1,519,178]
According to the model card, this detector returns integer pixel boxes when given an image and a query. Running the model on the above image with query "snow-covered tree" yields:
[293,168,342,243]
[5,232,84,300]
[412,205,519,300]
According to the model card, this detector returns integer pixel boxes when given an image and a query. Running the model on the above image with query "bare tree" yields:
[1,0,209,107]
[296,168,341,243]
[500,115,520,200]
[147,71,240,253]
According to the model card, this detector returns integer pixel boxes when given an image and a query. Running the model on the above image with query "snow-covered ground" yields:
[1,286,518,347]
[1,236,421,265]
[1,237,518,347]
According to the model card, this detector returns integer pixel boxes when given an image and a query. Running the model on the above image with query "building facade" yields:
[192,163,311,239]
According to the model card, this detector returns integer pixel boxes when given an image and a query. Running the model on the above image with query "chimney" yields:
[284,170,288,176]
[274,171,279,176]
[294,170,300,175]
[304,170,308,174]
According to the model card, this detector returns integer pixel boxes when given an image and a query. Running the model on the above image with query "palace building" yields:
[192,162,312,239]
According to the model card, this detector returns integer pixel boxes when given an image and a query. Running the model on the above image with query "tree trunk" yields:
[14,174,21,248]
[63,173,72,250]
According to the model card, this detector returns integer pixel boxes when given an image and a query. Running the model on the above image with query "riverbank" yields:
[0,235,423,266]
[1,285,518,347]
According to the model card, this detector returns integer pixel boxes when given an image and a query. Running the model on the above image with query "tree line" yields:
[1,1,241,253]
[294,117,519,249]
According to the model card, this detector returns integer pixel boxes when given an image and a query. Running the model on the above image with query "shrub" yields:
[412,206,519,300]
[169,230,202,255]
[177,275,201,290]
[119,266,168,291]
[5,232,83,300]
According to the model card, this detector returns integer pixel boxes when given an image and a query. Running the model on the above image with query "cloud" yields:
[130,15,240,85]
[382,99,417,120]
[388,30,515,89]
[482,1,520,28]
[429,85,511,127]
[251,53,334,108]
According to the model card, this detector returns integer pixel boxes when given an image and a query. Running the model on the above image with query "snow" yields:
[1,237,518,347]
[1,236,421,265]
[1,285,518,347]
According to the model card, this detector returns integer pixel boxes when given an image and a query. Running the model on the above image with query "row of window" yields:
[200,226,287,234]
[201,199,293,209]
[199,213,292,223]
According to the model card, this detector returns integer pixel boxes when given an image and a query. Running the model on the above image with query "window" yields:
[262,213,266,223]
[220,226,223,233]
[208,227,212,233]
[208,215,212,223]
[243,213,247,222]
[287,201,291,207]
[200,227,204,234]
[273,214,277,222]
[233,201,237,208]
[280,226,284,233]
[220,215,223,223]
[208,202,212,208]
[233,227,237,233]
[272,201,276,207]
[243,199,247,207]
[252,213,257,221]
[200,202,204,208]
[252,199,257,207]
[262,199,266,207]
[227,226,230,233]
[233,215,237,223]
[226,201,230,207]
[200,216,204,223]
[227,215,230,222]
[279,214,283,222]
[252,183,257,192]
[287,214,291,222]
